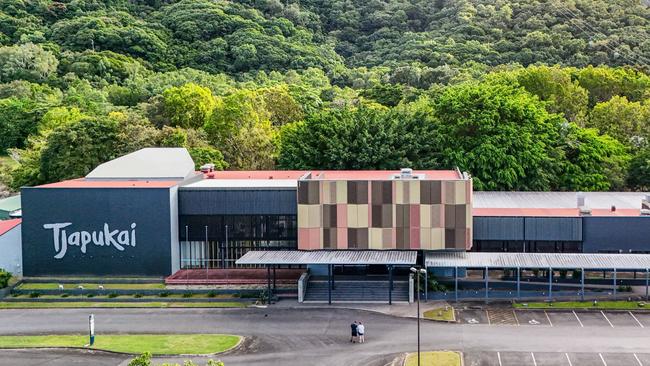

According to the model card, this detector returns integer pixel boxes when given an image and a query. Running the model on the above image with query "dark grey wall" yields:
[583,217,650,253]
[473,217,524,240]
[474,216,582,241]
[21,187,173,276]
[179,189,297,215]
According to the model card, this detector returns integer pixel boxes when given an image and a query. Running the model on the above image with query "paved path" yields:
[1,307,650,365]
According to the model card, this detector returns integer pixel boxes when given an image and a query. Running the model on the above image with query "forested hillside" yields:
[0,0,649,194]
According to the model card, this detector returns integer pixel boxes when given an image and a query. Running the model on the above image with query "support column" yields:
[273,266,277,291]
[388,265,393,305]
[548,268,552,301]
[454,266,459,303]
[613,268,617,299]
[646,268,649,301]
[424,269,428,303]
[328,264,332,305]
[331,265,335,290]
[516,267,521,300]
[267,265,272,305]
[581,268,585,301]
[484,266,489,304]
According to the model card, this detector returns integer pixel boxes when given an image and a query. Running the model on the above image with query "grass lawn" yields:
[404,351,461,366]
[0,302,247,309]
[0,334,240,355]
[18,283,166,290]
[423,307,455,322]
[514,301,650,310]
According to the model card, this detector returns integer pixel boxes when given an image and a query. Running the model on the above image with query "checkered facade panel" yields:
[297,179,472,250]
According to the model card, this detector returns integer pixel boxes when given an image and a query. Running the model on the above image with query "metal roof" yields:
[85,148,195,181]
[473,191,648,210]
[181,179,297,190]
[426,251,650,270]
[0,218,21,236]
[236,250,418,265]
[0,195,20,212]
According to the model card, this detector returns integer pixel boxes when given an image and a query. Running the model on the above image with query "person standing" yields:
[357,321,365,343]
[350,321,358,343]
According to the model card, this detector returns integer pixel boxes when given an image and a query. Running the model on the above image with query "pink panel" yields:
[298,228,310,250]
[337,204,347,228]
[410,204,420,228]
[337,228,348,250]
[309,228,321,250]
[410,228,420,249]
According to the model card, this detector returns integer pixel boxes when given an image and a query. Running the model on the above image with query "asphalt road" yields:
[1,307,650,365]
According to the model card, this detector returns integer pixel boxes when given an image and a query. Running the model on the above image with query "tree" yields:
[431,82,564,191]
[628,148,650,191]
[0,43,58,83]
[39,118,119,183]
[588,96,649,149]
[188,146,227,170]
[0,98,40,152]
[162,83,215,129]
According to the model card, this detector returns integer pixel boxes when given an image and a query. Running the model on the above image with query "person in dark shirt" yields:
[350,321,358,343]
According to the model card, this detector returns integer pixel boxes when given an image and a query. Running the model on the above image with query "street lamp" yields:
[411,266,427,366]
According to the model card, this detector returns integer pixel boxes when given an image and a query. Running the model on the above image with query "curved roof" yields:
[86,148,195,181]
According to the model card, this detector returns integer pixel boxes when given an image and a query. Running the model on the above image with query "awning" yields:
[236,250,417,265]
[426,251,650,270]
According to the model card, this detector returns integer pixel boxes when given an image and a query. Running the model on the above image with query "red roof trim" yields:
[474,208,643,217]
[0,218,21,236]
[37,179,179,188]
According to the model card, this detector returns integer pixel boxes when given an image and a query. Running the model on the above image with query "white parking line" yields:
[599,353,608,366]
[573,311,584,327]
[565,353,573,366]
[601,311,614,328]
[545,311,553,326]
[497,351,503,366]
[513,310,520,326]
[531,352,538,366]
[630,312,645,328]
[486,310,491,325]
[634,353,643,366]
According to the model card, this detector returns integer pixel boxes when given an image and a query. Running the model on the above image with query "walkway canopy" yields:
[236,250,417,266]
[426,251,650,270]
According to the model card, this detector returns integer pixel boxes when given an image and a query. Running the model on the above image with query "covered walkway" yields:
[236,250,418,304]
[426,252,650,302]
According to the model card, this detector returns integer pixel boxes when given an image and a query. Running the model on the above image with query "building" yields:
[0,195,20,220]
[0,219,22,276]
[18,148,650,277]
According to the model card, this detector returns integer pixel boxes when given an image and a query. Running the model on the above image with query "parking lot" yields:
[456,308,650,328]
[464,351,649,366]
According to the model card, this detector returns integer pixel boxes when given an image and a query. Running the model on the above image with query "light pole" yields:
[411,266,427,366]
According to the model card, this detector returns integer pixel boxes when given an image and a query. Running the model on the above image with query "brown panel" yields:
[381,204,392,228]
[356,228,368,249]
[454,205,466,228]
[356,181,368,204]
[431,181,442,204]
[445,229,455,248]
[323,228,337,249]
[347,228,357,249]
[396,228,405,249]
[382,181,392,204]
[396,205,405,228]
[347,181,357,204]
[322,204,337,228]
[371,181,383,204]
[371,204,382,228]
[307,181,320,204]
[298,182,309,204]
[444,205,456,229]
[454,228,466,249]
[420,181,432,204]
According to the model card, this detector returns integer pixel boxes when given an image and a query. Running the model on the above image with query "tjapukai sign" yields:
[43,223,137,259]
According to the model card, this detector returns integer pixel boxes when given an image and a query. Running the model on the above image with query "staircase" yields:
[303,278,410,303]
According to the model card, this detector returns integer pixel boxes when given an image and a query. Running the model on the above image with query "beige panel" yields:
[420,205,431,228]
[322,181,331,204]
[431,204,443,228]
[409,181,420,204]
[369,228,382,249]
[454,181,466,204]
[347,205,358,228]
[431,228,444,249]
[444,181,456,204]
[336,181,347,204]
[382,228,393,248]
[298,205,309,229]
[420,228,432,250]
[395,181,404,204]
[466,203,472,229]
[308,205,321,228]
[357,204,369,228]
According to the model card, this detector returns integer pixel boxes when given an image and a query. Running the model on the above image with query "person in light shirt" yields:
[356,321,365,343]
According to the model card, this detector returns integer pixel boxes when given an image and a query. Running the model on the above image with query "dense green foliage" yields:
[0,0,649,191]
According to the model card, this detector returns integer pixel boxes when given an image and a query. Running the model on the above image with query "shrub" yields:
[108,293,119,298]
[159,291,170,298]
[61,293,69,298]
[182,293,193,298]
[207,291,217,298]
[128,352,152,366]
[134,293,143,298]
[87,294,95,298]
[29,292,40,298]
[0,269,11,288]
